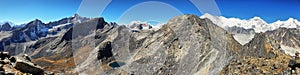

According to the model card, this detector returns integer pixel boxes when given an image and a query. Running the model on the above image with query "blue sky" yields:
[0,0,82,25]
[0,0,300,25]
[216,0,300,23]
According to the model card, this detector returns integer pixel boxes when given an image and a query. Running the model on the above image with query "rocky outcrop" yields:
[0,52,45,75]
[14,59,44,74]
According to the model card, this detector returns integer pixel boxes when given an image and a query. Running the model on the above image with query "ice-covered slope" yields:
[200,13,300,33]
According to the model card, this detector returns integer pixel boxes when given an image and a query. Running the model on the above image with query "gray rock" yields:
[13,59,44,74]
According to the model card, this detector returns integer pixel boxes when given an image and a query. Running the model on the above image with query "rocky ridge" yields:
[0,14,300,74]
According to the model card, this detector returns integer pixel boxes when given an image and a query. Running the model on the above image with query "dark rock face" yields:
[97,41,113,60]
[0,23,12,31]
[225,26,255,34]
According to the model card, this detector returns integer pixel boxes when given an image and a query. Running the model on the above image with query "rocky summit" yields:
[1,14,300,74]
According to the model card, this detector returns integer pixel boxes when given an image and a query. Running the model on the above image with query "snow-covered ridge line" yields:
[200,13,300,33]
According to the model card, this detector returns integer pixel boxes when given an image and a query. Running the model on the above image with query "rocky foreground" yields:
[1,14,300,74]
[0,52,49,75]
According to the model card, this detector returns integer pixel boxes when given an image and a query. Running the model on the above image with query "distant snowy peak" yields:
[69,13,92,24]
[71,14,84,23]
[126,21,153,30]
[271,18,300,28]
[200,13,300,33]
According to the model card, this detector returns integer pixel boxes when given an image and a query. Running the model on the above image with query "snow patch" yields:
[48,23,71,32]
[281,45,300,56]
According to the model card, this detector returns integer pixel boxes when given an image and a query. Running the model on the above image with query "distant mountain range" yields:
[200,14,300,55]
[201,13,300,33]
[1,14,300,74]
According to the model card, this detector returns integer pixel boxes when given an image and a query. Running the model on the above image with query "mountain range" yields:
[201,13,300,33]
[0,14,300,74]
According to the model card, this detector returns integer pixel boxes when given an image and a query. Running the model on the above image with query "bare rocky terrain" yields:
[1,14,300,74]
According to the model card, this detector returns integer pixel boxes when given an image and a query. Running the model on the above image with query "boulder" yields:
[13,60,44,75]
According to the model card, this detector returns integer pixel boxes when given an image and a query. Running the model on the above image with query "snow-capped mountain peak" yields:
[200,13,216,19]
[126,21,153,30]
[200,13,300,33]
[70,14,90,23]
[251,16,263,21]
[249,16,267,25]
